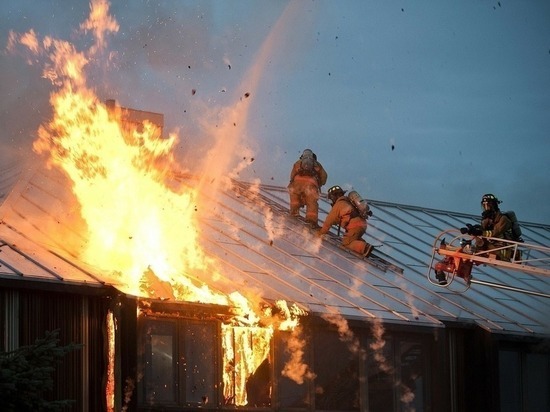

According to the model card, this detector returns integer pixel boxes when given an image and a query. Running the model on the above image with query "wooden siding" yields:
[1,287,111,412]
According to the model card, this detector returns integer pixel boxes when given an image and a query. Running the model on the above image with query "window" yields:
[499,350,521,412]
[222,325,273,407]
[276,329,312,409]
[499,349,550,412]
[137,316,434,410]
[145,321,176,403]
[398,341,425,412]
[366,336,428,412]
[138,317,218,408]
[313,329,360,411]
[366,336,394,412]
[138,317,273,409]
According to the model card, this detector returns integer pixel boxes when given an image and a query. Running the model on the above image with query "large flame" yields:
[9,1,227,305]
[33,87,229,303]
[8,0,313,406]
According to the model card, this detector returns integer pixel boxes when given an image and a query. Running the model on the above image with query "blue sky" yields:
[1,0,549,223]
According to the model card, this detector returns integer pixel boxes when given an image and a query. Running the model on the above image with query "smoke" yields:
[369,317,417,409]
[191,1,309,196]
[368,317,392,374]
[320,312,420,409]
[281,325,316,384]
[394,277,421,319]
[400,386,416,411]
[321,311,364,359]
[261,205,280,244]
[194,97,256,194]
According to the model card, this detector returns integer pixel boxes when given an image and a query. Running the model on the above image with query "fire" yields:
[8,0,313,406]
[34,87,226,303]
[14,2,229,306]
[106,310,115,411]
[222,325,273,405]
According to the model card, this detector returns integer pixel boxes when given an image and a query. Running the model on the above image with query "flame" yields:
[8,0,314,406]
[106,310,115,412]
[16,0,231,306]
[222,325,273,406]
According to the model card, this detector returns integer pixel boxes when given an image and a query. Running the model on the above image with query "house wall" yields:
[445,326,550,412]
[0,285,113,412]
[132,306,449,411]
[130,307,550,412]
[496,335,550,412]
[2,288,548,412]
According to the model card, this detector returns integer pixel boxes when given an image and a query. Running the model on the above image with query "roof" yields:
[0,159,22,203]
[1,162,549,337]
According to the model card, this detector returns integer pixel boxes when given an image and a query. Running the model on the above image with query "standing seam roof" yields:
[1,168,549,336]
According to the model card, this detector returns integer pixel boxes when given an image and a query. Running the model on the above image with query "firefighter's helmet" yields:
[327,185,346,204]
[481,193,501,212]
[301,149,314,159]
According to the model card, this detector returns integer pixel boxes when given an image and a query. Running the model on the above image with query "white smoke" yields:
[280,325,316,384]
[322,311,364,359]
[368,317,392,374]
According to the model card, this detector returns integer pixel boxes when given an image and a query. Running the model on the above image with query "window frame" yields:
[137,315,220,409]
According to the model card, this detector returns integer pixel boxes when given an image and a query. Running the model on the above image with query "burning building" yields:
[0,100,549,411]
[1,1,549,410]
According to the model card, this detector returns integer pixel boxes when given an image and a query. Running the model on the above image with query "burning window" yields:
[221,324,273,407]
[138,316,276,408]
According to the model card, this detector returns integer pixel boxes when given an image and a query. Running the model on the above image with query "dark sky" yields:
[1,0,549,223]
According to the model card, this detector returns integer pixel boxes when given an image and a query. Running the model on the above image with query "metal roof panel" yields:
[1,166,548,336]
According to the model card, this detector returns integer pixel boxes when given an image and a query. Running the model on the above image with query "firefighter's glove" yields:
[460,223,482,236]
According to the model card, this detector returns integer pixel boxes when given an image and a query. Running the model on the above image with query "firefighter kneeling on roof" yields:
[318,185,374,258]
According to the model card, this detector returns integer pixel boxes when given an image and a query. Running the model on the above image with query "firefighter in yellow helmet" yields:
[288,149,328,227]
[318,185,374,258]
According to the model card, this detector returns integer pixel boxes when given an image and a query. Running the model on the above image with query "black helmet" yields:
[327,185,346,204]
[481,193,501,212]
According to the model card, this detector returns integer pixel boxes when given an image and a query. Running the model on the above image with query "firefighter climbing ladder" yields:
[427,229,550,295]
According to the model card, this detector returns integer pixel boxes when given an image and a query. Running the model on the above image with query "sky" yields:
[1,0,549,224]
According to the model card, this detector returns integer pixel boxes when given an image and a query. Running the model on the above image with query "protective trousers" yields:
[342,225,368,254]
[288,176,320,224]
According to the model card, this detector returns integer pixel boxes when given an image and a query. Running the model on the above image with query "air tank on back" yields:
[347,191,372,219]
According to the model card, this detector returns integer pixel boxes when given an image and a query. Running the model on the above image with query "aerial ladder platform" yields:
[427,229,550,296]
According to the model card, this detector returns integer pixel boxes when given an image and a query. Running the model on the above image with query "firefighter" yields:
[318,185,373,258]
[461,193,514,260]
[288,149,328,227]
